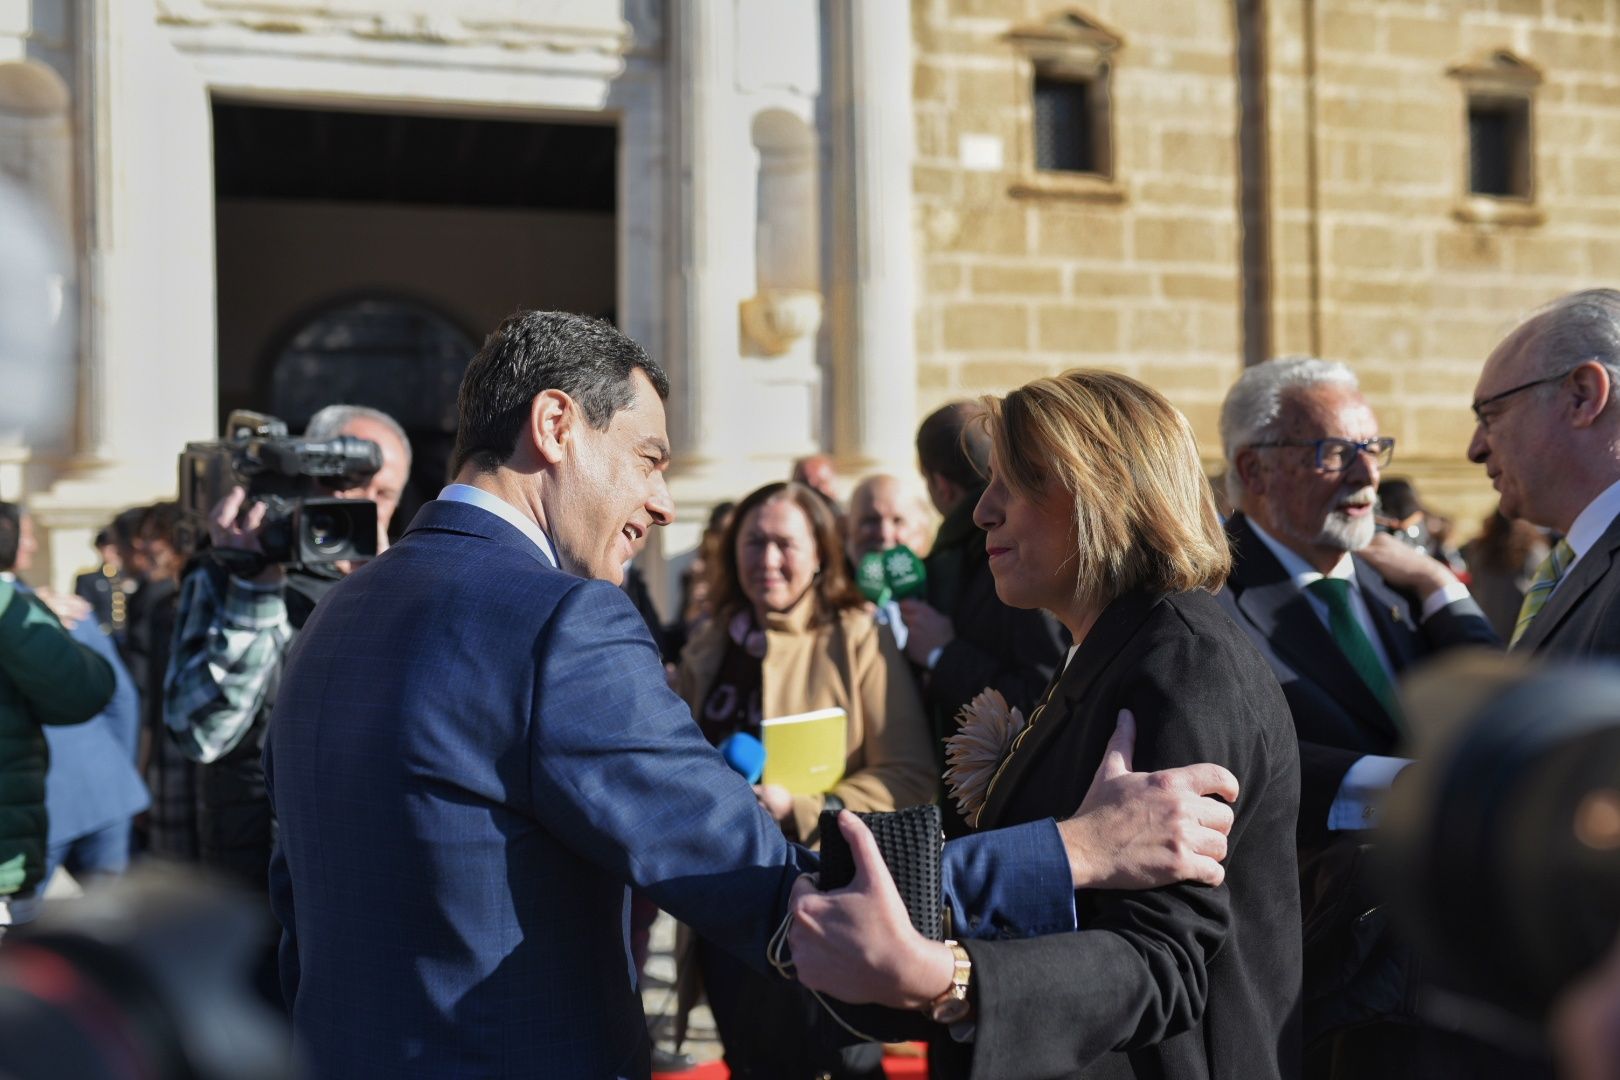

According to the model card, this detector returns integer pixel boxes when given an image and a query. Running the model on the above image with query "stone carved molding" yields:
[153,0,656,56]
[1446,48,1543,90]
[739,290,822,357]
[743,107,821,357]
[1004,7,1125,202]
[1005,7,1123,73]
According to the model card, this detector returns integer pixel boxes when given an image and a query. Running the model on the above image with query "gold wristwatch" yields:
[924,940,973,1024]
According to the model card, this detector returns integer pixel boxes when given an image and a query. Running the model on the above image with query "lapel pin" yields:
[1390,605,1405,624]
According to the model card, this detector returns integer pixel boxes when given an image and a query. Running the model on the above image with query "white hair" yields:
[1219,357,1359,505]
[1515,289,1620,402]
[304,404,413,468]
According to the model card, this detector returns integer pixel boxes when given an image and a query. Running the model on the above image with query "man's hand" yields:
[1357,532,1455,596]
[789,812,955,1009]
[1057,709,1239,890]
[753,783,794,822]
[898,599,955,667]
[209,486,283,585]
[35,588,92,629]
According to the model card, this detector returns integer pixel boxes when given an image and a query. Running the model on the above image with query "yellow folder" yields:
[761,707,848,795]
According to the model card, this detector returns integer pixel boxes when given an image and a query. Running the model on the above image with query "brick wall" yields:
[914,0,1620,534]
[912,0,1244,446]
[1267,0,1620,528]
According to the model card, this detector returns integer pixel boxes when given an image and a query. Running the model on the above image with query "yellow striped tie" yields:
[1510,538,1575,648]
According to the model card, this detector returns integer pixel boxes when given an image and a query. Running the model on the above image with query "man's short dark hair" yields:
[916,401,991,490]
[451,311,670,475]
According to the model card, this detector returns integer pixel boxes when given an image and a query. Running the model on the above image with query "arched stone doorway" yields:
[268,296,477,537]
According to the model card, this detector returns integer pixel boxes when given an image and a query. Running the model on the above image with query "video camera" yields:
[178,410,381,572]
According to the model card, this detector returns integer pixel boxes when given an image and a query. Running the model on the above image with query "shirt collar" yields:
[437,483,558,568]
[1247,516,1356,590]
[1565,478,1620,561]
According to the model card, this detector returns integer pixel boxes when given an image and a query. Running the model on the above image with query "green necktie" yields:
[1306,577,1402,724]
[1510,538,1575,649]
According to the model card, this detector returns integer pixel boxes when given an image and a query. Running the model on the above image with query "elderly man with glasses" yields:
[1469,288,1620,658]
[1216,357,1503,1080]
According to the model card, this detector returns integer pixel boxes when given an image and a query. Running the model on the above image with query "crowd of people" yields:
[0,290,1618,1079]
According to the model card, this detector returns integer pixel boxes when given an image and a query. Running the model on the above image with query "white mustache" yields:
[1334,489,1377,511]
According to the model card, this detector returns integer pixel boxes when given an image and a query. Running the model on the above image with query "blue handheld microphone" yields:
[719,731,766,784]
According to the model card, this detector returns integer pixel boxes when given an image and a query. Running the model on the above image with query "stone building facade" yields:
[913,0,1620,526]
[1,1,1617,600]
[0,0,924,603]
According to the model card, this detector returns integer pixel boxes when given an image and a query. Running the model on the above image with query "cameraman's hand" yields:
[209,486,283,585]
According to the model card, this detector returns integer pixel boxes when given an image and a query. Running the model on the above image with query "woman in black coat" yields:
[793,370,1303,1080]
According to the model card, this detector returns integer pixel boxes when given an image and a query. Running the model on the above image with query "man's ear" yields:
[529,389,576,465]
[1568,360,1612,430]
[1234,448,1267,498]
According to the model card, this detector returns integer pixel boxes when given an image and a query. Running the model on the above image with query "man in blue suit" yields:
[267,312,1240,1079]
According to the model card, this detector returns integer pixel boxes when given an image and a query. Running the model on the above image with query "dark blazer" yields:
[957,588,1302,1080]
[266,499,1077,1079]
[1216,515,1497,847]
[1515,509,1620,658]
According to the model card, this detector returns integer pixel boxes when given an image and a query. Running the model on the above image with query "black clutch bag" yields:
[817,804,944,942]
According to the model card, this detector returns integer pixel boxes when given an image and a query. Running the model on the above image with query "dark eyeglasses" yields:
[1249,436,1396,472]
[1471,368,1576,429]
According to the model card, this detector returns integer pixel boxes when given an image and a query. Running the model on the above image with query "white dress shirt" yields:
[1555,477,1620,589]
[437,484,558,569]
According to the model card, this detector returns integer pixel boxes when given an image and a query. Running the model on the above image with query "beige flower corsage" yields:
[943,689,1027,823]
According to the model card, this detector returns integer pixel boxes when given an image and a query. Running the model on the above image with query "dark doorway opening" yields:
[212,100,618,536]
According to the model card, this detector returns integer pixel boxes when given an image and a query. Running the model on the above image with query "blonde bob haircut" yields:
[983,369,1232,607]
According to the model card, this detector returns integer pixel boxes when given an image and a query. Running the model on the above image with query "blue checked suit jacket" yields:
[266,499,1074,1079]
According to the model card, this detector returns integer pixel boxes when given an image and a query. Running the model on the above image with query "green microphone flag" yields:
[855,545,927,606]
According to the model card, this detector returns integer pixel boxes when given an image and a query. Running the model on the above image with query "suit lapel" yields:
[1227,516,1400,739]
[975,590,1161,832]
[1515,512,1620,653]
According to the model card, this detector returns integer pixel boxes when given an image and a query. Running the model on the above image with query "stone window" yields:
[1467,97,1530,199]
[1008,10,1124,202]
[1449,51,1542,226]
[1033,72,1107,175]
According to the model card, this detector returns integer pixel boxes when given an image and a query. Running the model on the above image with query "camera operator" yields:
[162,405,410,890]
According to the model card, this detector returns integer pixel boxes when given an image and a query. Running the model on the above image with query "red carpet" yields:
[653,1045,929,1079]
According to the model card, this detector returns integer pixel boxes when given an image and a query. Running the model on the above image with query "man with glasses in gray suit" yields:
[1468,289,1620,659]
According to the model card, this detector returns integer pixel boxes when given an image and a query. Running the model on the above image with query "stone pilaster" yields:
[829,0,918,475]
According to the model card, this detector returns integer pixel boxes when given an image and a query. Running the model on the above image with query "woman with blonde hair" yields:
[791,370,1303,1080]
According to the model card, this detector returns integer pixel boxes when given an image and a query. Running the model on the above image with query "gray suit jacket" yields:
[1514,511,1620,658]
